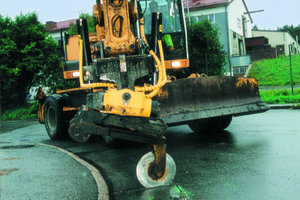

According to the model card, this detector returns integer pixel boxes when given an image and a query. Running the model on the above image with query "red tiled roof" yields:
[184,0,231,9]
[184,0,253,23]
[47,19,77,32]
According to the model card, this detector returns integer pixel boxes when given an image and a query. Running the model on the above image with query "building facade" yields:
[46,19,77,42]
[185,0,253,75]
[252,30,300,56]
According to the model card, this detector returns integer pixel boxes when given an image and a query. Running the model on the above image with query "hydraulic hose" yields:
[139,18,148,46]
[135,39,167,98]
[145,40,167,98]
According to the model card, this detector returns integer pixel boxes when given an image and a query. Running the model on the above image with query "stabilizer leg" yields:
[148,144,167,180]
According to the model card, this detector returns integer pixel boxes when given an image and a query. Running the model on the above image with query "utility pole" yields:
[296,35,299,54]
[289,44,294,95]
[244,10,264,15]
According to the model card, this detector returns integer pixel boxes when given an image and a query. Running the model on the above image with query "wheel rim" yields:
[47,106,57,134]
[136,152,176,188]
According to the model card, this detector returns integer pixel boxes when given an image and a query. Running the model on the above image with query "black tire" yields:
[188,115,233,133]
[44,95,67,140]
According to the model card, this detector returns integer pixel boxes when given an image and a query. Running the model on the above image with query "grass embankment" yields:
[1,102,38,121]
[249,55,300,86]
[249,55,300,104]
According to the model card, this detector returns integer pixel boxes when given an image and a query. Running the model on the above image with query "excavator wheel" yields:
[136,152,176,188]
[188,115,233,133]
[44,95,68,140]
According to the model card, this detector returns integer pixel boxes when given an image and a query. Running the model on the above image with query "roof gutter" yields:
[188,2,229,11]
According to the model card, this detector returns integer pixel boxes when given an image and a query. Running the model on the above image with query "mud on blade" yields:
[157,76,269,126]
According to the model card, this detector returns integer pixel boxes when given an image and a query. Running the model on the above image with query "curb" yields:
[39,143,109,200]
[268,104,298,109]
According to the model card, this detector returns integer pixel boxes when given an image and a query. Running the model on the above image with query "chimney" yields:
[46,21,57,31]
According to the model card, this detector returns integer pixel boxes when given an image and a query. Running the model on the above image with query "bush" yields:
[187,18,226,75]
[0,13,59,110]
[1,101,38,120]
[67,13,95,36]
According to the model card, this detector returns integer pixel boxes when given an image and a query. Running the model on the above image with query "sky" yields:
[0,0,299,30]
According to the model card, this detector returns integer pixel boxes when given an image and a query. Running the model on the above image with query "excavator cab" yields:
[141,0,188,62]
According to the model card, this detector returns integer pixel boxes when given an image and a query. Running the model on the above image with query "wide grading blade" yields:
[157,76,269,126]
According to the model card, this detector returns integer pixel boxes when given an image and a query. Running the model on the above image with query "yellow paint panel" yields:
[103,89,152,117]
[66,36,80,61]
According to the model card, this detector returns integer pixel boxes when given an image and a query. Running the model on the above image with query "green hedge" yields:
[1,102,38,120]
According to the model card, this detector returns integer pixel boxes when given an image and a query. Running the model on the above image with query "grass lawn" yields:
[259,88,300,104]
[249,54,300,86]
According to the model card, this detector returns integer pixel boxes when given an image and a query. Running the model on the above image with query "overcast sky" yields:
[0,0,299,30]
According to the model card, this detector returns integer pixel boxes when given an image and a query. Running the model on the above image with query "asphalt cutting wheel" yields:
[136,152,176,188]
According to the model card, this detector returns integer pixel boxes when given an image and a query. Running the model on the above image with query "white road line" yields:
[39,143,109,200]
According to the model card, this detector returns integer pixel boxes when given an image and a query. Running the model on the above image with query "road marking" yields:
[39,143,109,200]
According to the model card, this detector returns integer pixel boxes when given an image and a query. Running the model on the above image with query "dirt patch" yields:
[0,168,19,176]
[0,157,22,160]
[0,144,35,149]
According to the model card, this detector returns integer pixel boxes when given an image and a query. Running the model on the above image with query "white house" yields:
[252,30,300,56]
[46,19,77,42]
[185,0,253,75]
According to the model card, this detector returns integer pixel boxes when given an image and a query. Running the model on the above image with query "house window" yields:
[208,14,215,23]
[237,18,241,28]
[240,67,246,73]
[192,15,215,23]
[233,68,240,74]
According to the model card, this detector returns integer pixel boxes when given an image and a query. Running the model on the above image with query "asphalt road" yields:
[1,109,300,200]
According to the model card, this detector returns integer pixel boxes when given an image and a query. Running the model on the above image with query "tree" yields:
[0,13,59,110]
[187,18,226,75]
[252,25,259,31]
[67,13,96,36]
[278,24,300,44]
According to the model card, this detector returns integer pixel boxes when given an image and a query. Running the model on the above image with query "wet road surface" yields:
[1,109,300,199]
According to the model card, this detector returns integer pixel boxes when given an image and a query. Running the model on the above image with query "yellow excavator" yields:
[41,0,269,188]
